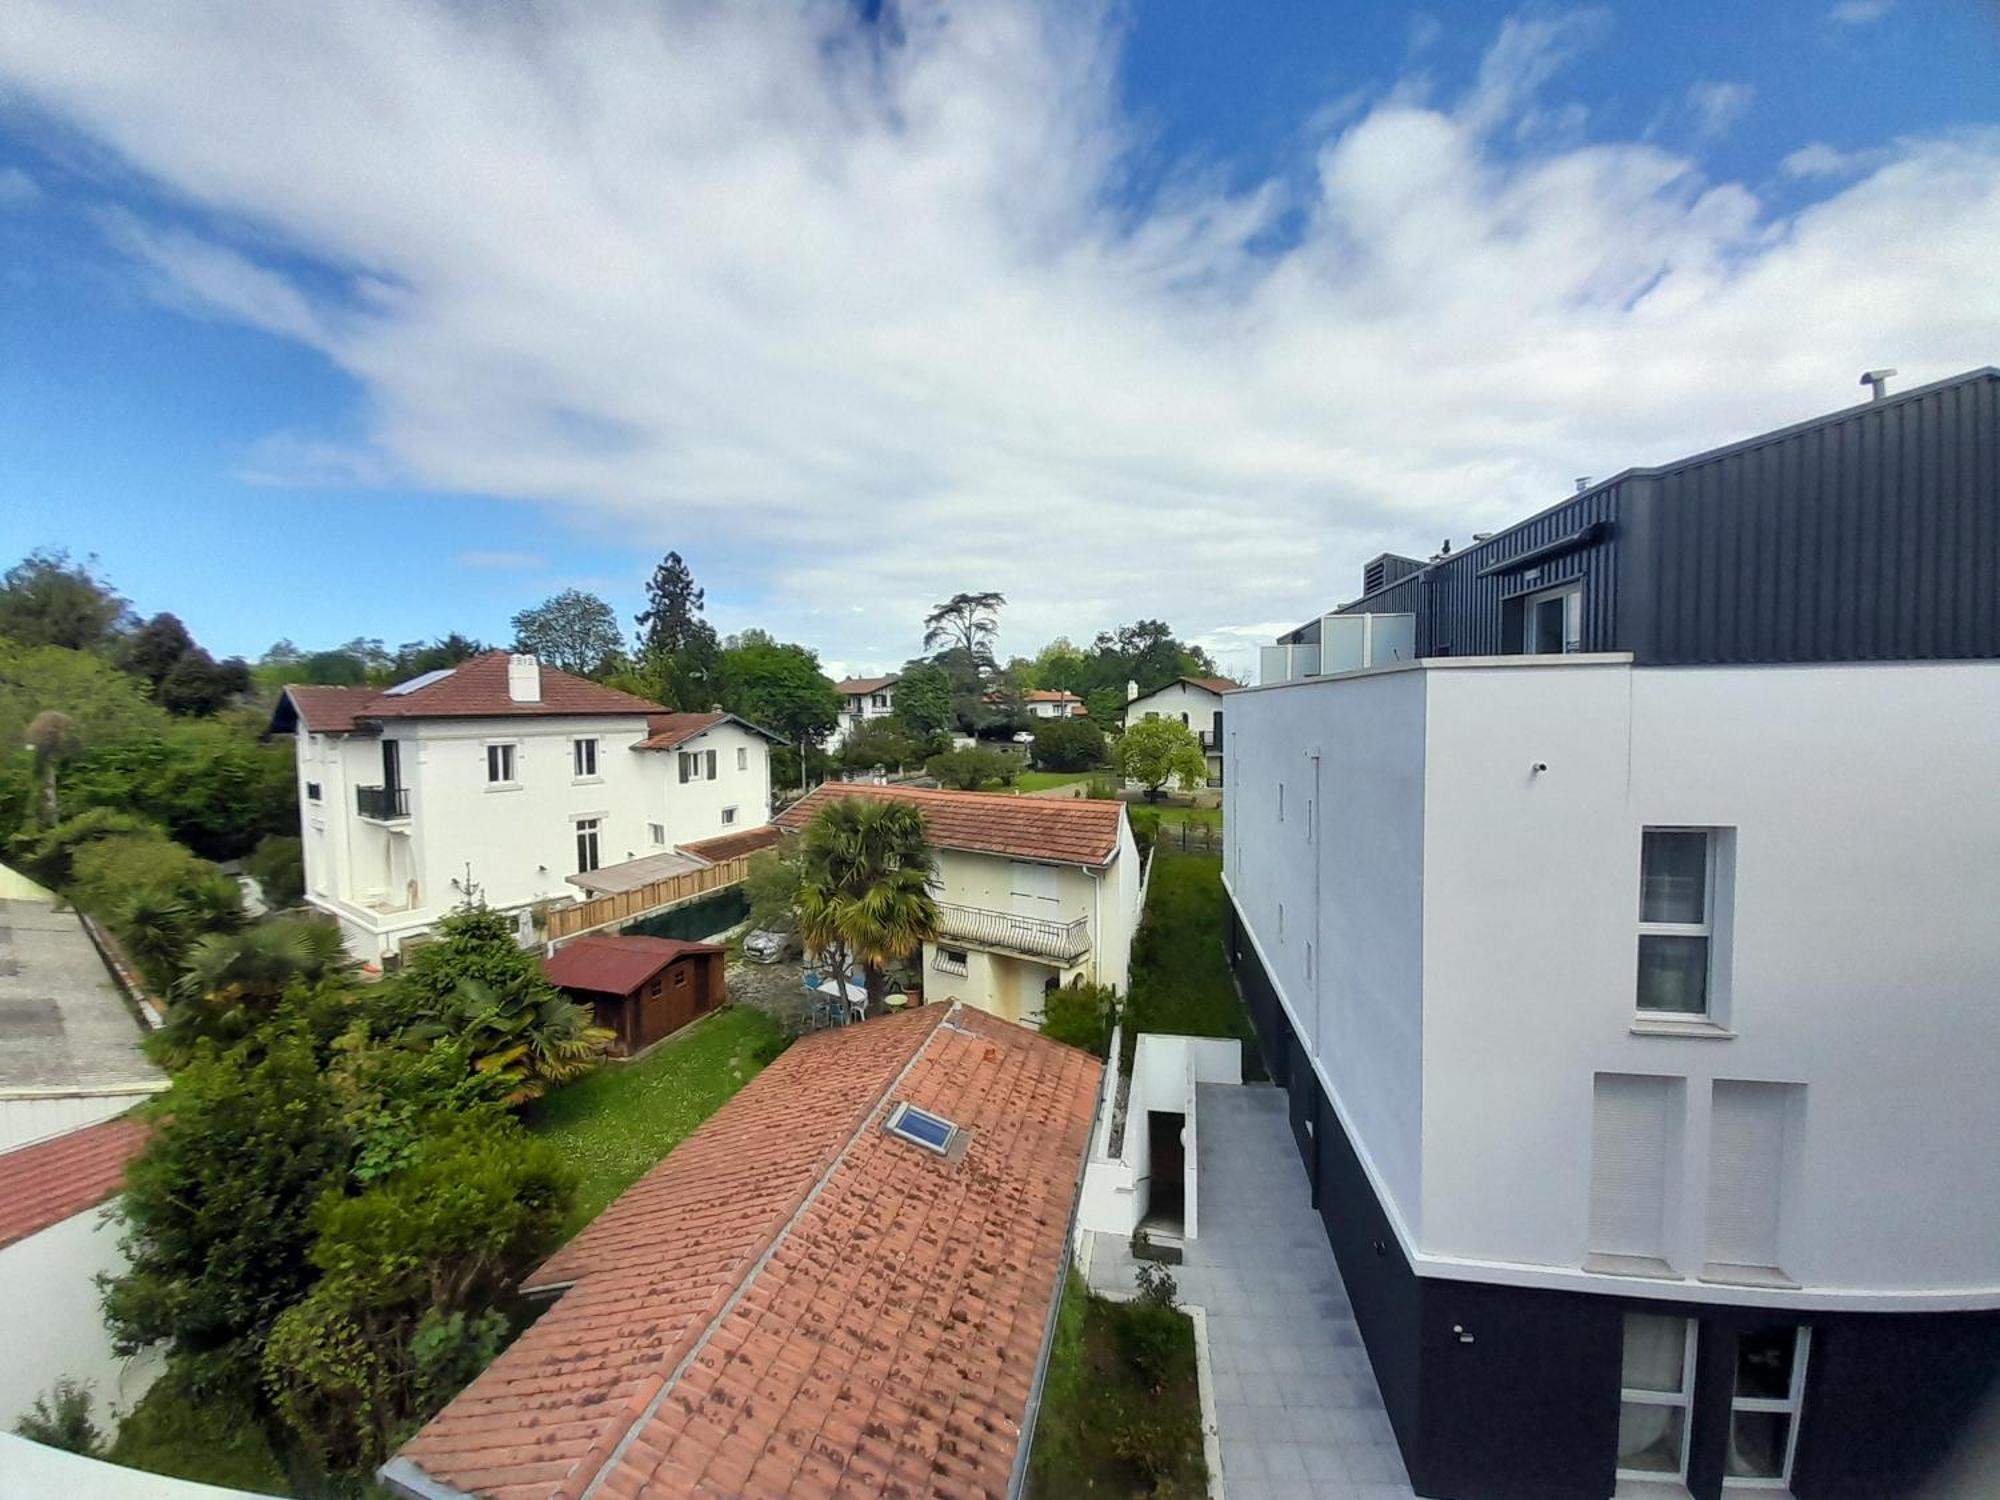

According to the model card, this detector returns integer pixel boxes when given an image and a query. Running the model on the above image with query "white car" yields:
[1011,730,1034,744]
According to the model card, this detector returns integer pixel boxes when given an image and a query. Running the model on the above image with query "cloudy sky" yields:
[1,1,1995,681]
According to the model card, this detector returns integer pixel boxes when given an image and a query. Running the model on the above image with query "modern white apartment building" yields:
[1225,369,2000,1500]
[775,783,1143,1025]
[270,652,776,962]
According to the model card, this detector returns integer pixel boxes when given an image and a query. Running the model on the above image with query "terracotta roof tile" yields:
[678,825,784,864]
[387,1005,1099,1500]
[636,711,784,751]
[542,936,724,996]
[0,1116,148,1250]
[282,685,380,734]
[774,783,1126,867]
[1184,675,1241,694]
[281,654,664,730]
[832,676,898,696]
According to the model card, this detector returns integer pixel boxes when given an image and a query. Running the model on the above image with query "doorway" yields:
[1147,1110,1187,1237]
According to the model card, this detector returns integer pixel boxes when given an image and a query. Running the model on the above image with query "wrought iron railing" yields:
[355,784,410,820]
[934,901,1090,962]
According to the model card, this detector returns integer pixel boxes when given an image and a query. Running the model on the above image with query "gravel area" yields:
[726,954,816,1035]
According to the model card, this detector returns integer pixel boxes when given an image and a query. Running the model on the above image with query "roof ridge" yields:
[564,1004,958,1500]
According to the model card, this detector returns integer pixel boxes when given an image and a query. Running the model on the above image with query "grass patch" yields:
[1014,770,1102,792]
[107,1366,288,1494]
[1123,852,1260,1078]
[525,1006,785,1231]
[1028,1269,1205,1498]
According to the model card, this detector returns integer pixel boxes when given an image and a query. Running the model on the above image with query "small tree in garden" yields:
[1037,978,1119,1056]
[1030,716,1105,772]
[1114,717,1208,800]
[796,797,939,1008]
[891,662,954,741]
[24,709,78,825]
[12,1377,104,1456]
[925,745,1017,790]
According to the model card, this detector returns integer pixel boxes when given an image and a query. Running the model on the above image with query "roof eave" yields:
[377,1455,475,1500]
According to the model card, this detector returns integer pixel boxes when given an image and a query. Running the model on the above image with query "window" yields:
[573,738,598,778]
[1707,1082,1801,1281]
[1638,829,1716,1016]
[737,746,748,771]
[1588,1072,1681,1270]
[870,692,889,709]
[721,806,738,826]
[575,818,601,873]
[933,947,970,977]
[1617,1313,1695,1483]
[1726,1326,1809,1487]
[706,748,717,780]
[1525,582,1582,654]
[677,749,716,783]
[649,822,666,846]
[305,781,322,802]
[486,742,517,784]
[885,1101,957,1154]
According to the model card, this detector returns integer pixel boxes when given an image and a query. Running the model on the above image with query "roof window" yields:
[885,1101,958,1155]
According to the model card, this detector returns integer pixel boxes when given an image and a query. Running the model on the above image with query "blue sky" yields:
[1,1,1994,681]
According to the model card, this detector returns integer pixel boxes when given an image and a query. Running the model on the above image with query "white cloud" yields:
[1828,0,1893,24]
[1685,81,1753,142]
[0,1,1995,683]
[0,167,39,206]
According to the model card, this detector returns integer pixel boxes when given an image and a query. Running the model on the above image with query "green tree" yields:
[68,831,244,991]
[840,719,924,772]
[244,833,305,909]
[796,797,940,1008]
[511,589,625,677]
[716,632,839,788]
[925,745,1019,790]
[635,551,720,710]
[162,917,353,1059]
[121,613,197,695]
[1114,716,1209,800]
[1031,637,1089,695]
[1030,717,1106,772]
[24,709,78,825]
[0,549,132,652]
[891,662,954,741]
[742,846,804,934]
[921,590,1005,669]
[1036,978,1120,1057]
[61,716,296,861]
[12,1377,104,1457]
[387,633,488,681]
[157,649,251,717]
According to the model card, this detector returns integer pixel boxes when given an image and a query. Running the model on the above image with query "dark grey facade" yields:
[1327,368,2000,666]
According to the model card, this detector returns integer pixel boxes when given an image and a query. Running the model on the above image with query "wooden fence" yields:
[543,855,753,943]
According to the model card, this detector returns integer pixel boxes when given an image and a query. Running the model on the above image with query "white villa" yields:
[270,652,777,962]
[1123,674,1238,783]
[826,674,899,749]
[774,783,1143,1026]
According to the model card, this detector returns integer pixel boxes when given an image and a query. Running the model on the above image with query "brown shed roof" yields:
[775,782,1127,867]
[0,1115,148,1251]
[541,935,725,996]
[677,824,784,864]
[384,1003,1100,1500]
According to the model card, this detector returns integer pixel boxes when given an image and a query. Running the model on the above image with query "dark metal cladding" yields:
[1334,368,2000,666]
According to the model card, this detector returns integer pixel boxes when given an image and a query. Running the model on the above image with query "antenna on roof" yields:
[1860,368,1897,401]
[1574,476,1591,494]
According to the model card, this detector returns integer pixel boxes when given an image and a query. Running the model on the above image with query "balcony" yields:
[355,784,410,821]
[934,901,1090,963]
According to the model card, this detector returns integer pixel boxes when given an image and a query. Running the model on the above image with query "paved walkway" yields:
[0,896,159,1093]
[1090,1083,1417,1500]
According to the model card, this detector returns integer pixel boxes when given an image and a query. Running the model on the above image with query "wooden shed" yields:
[542,935,727,1057]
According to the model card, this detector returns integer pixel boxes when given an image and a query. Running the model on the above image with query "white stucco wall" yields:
[1227,655,2000,1311]
[0,1433,276,1498]
[0,1207,163,1433]
[0,1088,163,1154]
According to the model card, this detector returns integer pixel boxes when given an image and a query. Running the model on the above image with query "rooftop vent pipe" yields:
[1860,368,1897,401]
[1574,476,1591,494]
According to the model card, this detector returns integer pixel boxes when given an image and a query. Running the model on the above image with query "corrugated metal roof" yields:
[541,935,724,995]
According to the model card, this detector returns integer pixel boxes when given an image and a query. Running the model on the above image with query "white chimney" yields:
[1126,679,1139,703]
[507,654,542,704]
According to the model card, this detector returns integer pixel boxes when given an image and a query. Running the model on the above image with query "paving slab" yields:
[0,896,160,1094]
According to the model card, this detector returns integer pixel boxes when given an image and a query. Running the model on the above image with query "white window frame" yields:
[485,740,520,788]
[721,806,738,826]
[1637,827,1716,1018]
[1524,582,1583,654]
[737,746,748,771]
[870,692,890,710]
[648,822,666,846]
[305,780,322,803]
[574,816,602,874]
[1616,1315,1698,1486]
[572,737,599,779]
[1724,1327,1810,1491]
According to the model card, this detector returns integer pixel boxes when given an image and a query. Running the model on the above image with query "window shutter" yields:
[706,749,717,780]
[1589,1073,1678,1260]
[1707,1081,1795,1269]
[679,753,690,784]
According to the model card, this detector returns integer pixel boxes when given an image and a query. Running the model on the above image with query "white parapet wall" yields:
[1076,1030,1241,1241]
[0,1433,278,1497]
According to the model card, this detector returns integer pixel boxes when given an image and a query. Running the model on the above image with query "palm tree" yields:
[798,797,940,1009]
[402,978,611,1106]
[24,711,79,826]
[163,915,354,1054]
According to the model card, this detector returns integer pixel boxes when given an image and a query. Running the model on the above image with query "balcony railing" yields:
[934,901,1090,963]
[355,784,410,821]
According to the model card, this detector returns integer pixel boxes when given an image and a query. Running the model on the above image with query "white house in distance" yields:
[826,673,899,748]
[774,783,1142,1026]
[1123,675,1239,783]
[270,652,777,962]
[1022,689,1086,719]
[1223,370,2000,1500]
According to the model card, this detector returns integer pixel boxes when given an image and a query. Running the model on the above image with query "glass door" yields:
[1617,1313,1696,1485]
[1725,1326,1809,1488]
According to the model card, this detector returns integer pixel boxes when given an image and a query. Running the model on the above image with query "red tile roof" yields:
[387,1004,1100,1500]
[833,675,898,696]
[776,782,1127,867]
[1024,689,1081,703]
[677,825,784,864]
[277,655,663,734]
[0,1116,149,1250]
[1184,675,1241,694]
[637,711,784,751]
[542,935,725,996]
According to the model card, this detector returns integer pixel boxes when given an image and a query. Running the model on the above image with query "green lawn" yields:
[1013,770,1103,792]
[525,1006,785,1231]
[107,1367,289,1495]
[1123,852,1259,1076]
[1028,1269,1205,1497]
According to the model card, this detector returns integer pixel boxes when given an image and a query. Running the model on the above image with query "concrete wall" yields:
[1075,1032,1241,1239]
[0,1207,163,1432]
[0,1433,275,1498]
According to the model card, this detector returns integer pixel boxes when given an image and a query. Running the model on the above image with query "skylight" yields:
[382,667,455,696]
[885,1101,957,1155]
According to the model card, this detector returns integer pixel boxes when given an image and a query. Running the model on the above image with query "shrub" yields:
[1112,1300,1186,1391]
[12,1377,103,1457]
[1135,1259,1179,1308]
[244,834,305,910]
[1030,716,1105,771]
[68,831,243,991]
[840,720,922,772]
[1038,978,1119,1056]
[6,805,163,888]
[1086,774,1121,801]
[1127,805,1161,856]
[925,745,1017,790]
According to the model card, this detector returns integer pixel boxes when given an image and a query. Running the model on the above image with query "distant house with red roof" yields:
[383,1002,1101,1500]
[776,782,1144,1028]
[826,672,900,750]
[1122,674,1240,784]
[268,653,783,962]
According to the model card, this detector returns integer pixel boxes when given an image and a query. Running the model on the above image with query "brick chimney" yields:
[507,654,542,704]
